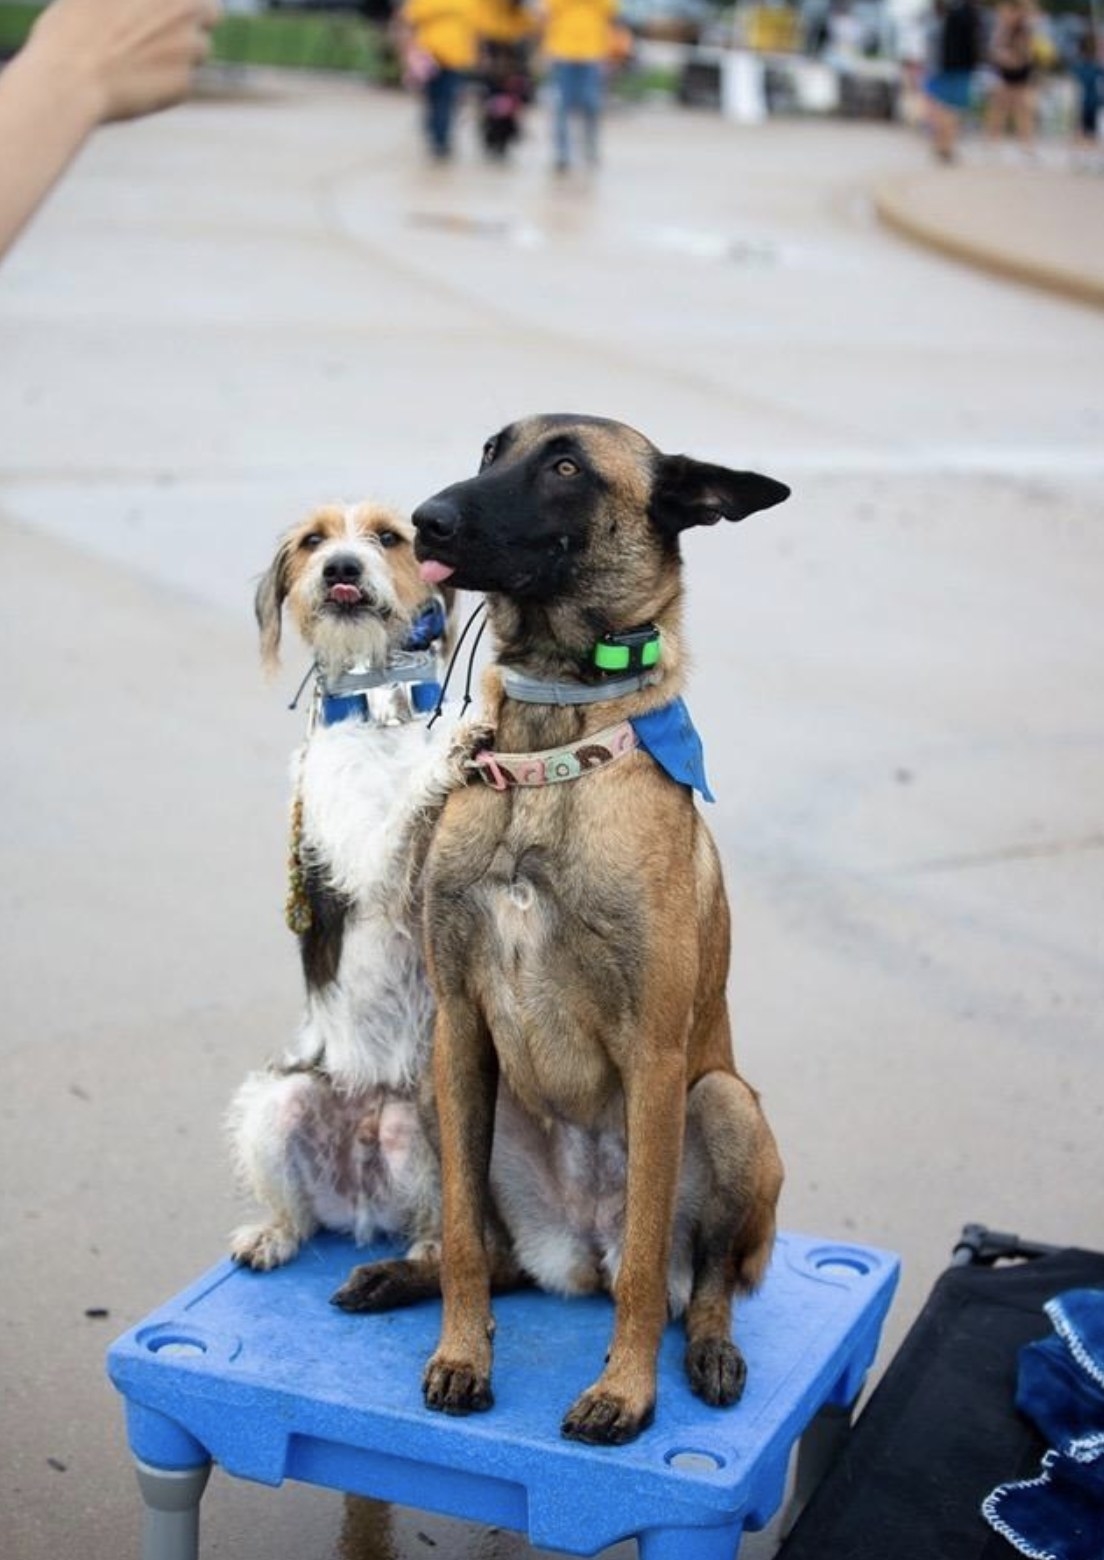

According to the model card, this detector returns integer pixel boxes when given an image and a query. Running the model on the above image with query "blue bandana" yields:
[983,1288,1104,1560]
[404,598,448,651]
[629,698,715,803]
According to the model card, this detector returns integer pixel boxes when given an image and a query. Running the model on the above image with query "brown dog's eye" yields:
[301,532,324,550]
[554,458,579,478]
[377,530,402,549]
[480,438,498,470]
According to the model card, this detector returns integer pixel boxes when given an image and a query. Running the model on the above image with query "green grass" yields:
[211,11,385,75]
[610,64,681,102]
[0,3,41,56]
[0,4,388,75]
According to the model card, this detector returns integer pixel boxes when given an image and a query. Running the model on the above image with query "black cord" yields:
[428,600,486,729]
[288,662,318,712]
[459,614,488,718]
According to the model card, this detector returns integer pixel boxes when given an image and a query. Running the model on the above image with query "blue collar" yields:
[319,680,441,726]
[629,698,715,802]
[315,598,446,727]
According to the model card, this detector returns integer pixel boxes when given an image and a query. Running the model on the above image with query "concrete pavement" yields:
[1,72,1103,1560]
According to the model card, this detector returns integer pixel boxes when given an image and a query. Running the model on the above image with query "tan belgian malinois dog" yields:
[408,414,788,1445]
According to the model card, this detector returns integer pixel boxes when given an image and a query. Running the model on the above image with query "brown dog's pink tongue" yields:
[419,560,455,585]
[329,583,362,605]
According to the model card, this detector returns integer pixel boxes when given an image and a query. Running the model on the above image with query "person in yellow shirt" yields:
[401,0,479,159]
[477,0,536,53]
[540,0,617,171]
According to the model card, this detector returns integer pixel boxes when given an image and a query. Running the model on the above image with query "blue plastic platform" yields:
[107,1231,899,1559]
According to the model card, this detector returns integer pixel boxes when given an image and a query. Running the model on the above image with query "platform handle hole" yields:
[147,1335,207,1357]
[814,1254,872,1278]
[666,1448,726,1472]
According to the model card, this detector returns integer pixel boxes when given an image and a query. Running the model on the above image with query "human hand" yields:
[27,0,221,124]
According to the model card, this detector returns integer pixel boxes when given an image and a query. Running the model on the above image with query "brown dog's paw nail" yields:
[561,1389,654,1445]
[423,1358,494,1416]
[685,1338,747,1406]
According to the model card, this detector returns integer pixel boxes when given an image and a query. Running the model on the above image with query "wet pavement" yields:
[1,70,1102,1560]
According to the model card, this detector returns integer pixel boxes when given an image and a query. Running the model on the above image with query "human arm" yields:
[0,0,219,258]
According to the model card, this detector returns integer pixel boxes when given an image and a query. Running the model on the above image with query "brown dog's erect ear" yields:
[650,455,790,540]
[254,544,291,671]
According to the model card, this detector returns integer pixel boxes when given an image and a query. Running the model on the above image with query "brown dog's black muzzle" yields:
[412,497,462,556]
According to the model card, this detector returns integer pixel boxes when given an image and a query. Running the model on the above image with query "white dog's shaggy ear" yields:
[650,455,790,539]
[255,543,292,673]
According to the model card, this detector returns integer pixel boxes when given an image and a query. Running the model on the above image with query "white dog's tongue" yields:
[419,560,455,585]
[328,583,362,605]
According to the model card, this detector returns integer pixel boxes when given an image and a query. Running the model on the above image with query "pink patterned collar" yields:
[465,720,637,791]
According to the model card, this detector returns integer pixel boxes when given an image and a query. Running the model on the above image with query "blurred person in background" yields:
[984,0,1040,147]
[1070,28,1102,153]
[824,0,865,65]
[0,0,219,258]
[541,0,617,173]
[475,0,537,158]
[923,0,982,162]
[399,0,479,159]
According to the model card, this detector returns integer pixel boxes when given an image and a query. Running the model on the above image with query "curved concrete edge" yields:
[874,177,1104,312]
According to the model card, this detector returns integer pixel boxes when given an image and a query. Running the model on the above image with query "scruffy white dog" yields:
[227,502,457,1278]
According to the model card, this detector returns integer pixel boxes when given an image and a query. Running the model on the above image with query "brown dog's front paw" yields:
[561,1386,655,1446]
[448,721,496,778]
[331,1258,441,1313]
[423,1355,494,1416]
[685,1338,747,1406]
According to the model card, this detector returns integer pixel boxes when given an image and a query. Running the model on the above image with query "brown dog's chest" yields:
[426,784,657,1128]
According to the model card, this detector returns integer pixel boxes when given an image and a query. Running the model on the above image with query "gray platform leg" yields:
[134,1458,212,1560]
[638,1518,743,1560]
[780,1402,853,1536]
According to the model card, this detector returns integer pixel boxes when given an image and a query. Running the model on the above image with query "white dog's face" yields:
[256,503,428,676]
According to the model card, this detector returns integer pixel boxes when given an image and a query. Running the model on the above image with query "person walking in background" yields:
[984,0,1040,148]
[400,0,478,160]
[824,0,865,68]
[1070,28,1102,152]
[923,0,982,163]
[475,0,537,158]
[541,0,617,174]
[0,0,219,258]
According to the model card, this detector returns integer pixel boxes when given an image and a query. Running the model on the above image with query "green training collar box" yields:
[592,625,661,675]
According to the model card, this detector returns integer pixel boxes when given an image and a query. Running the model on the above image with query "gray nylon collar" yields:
[500,667,662,706]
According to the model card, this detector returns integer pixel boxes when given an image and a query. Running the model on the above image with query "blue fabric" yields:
[552,60,602,168]
[405,600,447,651]
[321,692,368,726]
[630,699,715,803]
[424,69,464,156]
[983,1288,1104,1560]
[411,680,442,714]
[321,685,440,724]
[926,69,974,110]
